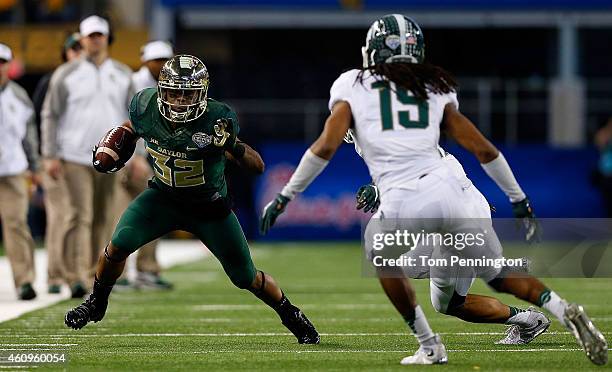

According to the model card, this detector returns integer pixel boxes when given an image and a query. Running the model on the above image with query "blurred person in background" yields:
[595,120,612,216]
[32,32,82,295]
[33,32,82,130]
[114,40,174,290]
[0,43,41,300]
[132,41,173,91]
[41,15,134,298]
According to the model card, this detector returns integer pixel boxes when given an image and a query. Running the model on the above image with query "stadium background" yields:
[0,0,610,241]
[1,2,611,371]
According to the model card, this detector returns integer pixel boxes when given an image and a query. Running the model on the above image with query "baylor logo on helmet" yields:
[179,56,195,69]
[192,132,212,148]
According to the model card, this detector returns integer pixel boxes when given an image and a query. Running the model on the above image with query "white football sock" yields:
[541,290,569,325]
[405,305,437,346]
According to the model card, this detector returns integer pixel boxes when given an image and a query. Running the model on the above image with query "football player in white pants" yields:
[261,14,607,366]
[357,149,608,365]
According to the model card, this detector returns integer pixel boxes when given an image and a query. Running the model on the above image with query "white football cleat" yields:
[564,303,608,366]
[400,334,448,365]
[496,307,550,345]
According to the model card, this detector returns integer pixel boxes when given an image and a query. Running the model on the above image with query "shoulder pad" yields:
[205,98,240,135]
[129,88,156,121]
[129,88,157,135]
[205,98,233,118]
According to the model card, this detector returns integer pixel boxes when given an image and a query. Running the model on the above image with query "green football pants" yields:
[111,187,256,289]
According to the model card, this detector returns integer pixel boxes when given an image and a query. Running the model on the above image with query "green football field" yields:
[1,243,610,371]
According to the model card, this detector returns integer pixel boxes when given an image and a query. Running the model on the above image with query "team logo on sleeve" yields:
[191,132,212,149]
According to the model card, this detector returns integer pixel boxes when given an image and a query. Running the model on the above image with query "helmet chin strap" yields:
[166,100,207,123]
[170,106,193,122]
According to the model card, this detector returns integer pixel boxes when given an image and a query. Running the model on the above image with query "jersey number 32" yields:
[147,147,205,187]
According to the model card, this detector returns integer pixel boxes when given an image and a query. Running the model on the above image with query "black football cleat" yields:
[281,305,320,344]
[65,295,108,330]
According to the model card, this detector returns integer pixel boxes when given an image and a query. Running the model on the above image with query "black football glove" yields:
[511,197,542,243]
[260,194,290,235]
[212,118,246,158]
[356,183,380,213]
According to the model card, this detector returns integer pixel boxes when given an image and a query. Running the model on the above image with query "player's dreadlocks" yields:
[356,62,458,101]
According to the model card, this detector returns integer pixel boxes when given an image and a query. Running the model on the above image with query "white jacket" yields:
[41,57,134,165]
[131,66,158,157]
[0,81,39,176]
[132,66,157,93]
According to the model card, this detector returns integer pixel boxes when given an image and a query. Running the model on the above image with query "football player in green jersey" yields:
[64,55,320,344]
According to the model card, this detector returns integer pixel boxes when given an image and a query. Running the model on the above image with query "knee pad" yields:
[430,283,452,314]
[111,227,142,255]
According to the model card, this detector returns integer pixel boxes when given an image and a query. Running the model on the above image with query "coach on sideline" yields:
[0,43,41,300]
[41,15,134,298]
[33,32,82,295]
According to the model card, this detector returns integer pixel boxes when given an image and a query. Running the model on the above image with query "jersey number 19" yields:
[371,81,429,131]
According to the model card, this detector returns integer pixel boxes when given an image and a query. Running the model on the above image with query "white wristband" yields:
[280,149,329,200]
[481,152,526,203]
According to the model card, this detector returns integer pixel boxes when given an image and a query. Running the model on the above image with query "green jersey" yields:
[128,88,239,202]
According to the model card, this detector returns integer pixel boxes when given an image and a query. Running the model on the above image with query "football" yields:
[93,125,137,173]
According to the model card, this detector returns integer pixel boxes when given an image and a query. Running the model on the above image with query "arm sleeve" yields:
[481,152,526,203]
[41,68,68,158]
[280,149,329,200]
[22,111,40,172]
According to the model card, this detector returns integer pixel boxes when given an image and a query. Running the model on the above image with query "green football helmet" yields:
[362,14,425,68]
[157,54,209,123]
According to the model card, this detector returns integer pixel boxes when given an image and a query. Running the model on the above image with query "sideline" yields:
[0,240,209,323]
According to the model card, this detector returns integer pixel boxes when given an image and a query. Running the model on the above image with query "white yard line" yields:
[5,331,609,338]
[191,304,392,311]
[0,240,209,323]
[56,348,612,354]
[0,366,38,369]
[0,344,77,347]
